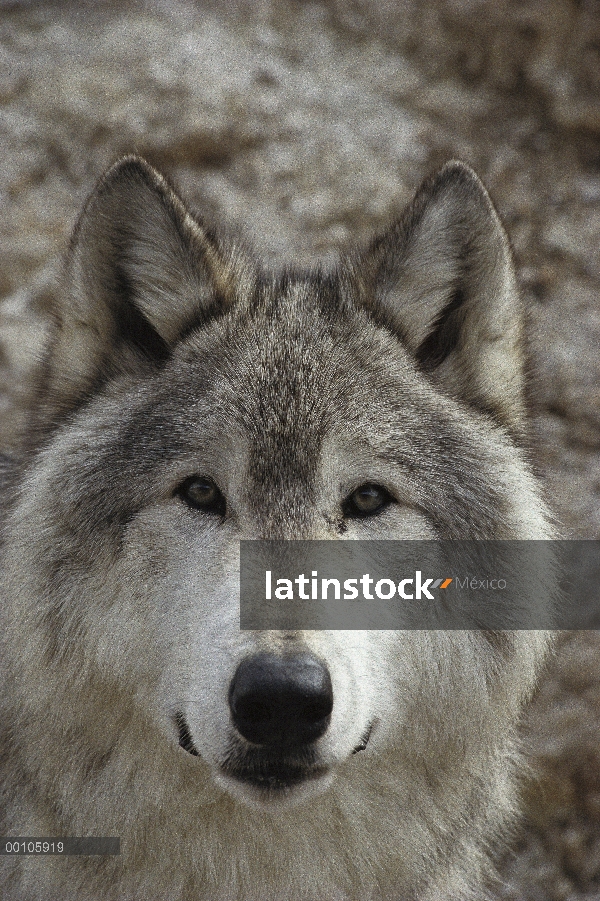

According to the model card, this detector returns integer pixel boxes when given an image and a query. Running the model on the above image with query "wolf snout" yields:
[228,653,333,748]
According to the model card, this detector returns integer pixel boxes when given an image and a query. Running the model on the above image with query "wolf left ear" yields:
[356,161,525,435]
[43,156,250,423]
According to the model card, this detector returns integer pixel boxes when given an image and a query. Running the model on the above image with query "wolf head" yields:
[7,157,551,855]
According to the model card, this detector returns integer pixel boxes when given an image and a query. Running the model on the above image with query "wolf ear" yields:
[45,156,248,419]
[357,161,525,435]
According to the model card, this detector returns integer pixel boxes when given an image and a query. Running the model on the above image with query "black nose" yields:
[229,653,333,748]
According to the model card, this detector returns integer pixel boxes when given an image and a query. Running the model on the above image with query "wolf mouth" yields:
[221,729,327,786]
[221,760,329,790]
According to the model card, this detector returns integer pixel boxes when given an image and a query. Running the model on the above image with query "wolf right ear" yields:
[42,156,251,422]
[355,161,525,436]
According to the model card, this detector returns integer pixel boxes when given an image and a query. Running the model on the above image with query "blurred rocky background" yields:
[0,0,598,897]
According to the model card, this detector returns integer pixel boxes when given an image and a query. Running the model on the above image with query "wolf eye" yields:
[178,476,225,515]
[343,484,392,518]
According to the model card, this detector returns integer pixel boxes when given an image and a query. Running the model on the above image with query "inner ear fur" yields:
[354,160,526,436]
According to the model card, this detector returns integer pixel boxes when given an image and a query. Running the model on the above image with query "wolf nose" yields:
[229,653,333,747]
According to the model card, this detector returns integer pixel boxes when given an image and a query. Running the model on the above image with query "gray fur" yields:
[0,157,554,901]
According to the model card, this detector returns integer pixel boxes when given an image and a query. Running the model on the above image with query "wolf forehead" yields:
[106,273,443,486]
[172,270,422,425]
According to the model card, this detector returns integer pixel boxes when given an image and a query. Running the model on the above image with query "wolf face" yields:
[0,157,553,900]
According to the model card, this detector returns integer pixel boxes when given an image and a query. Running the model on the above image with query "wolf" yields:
[0,155,554,901]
